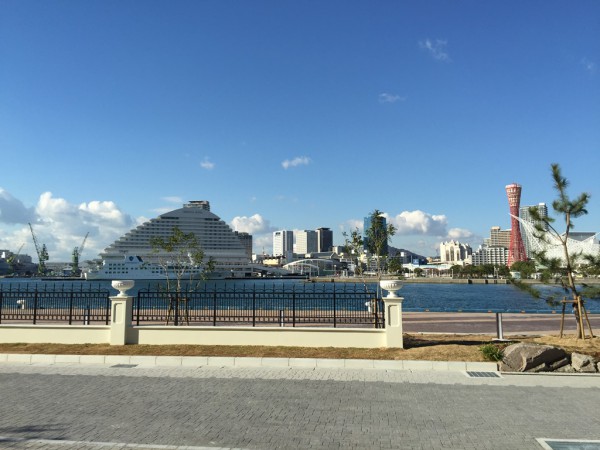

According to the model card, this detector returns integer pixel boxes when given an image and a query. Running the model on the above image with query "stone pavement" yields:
[0,362,599,449]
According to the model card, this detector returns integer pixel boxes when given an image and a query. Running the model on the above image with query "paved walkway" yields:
[0,362,598,449]
[403,312,600,335]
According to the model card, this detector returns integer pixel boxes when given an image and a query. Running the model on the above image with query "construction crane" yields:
[6,244,24,274]
[28,223,49,276]
[71,232,89,276]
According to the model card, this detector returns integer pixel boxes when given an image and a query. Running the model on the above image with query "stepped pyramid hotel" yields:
[97,201,253,278]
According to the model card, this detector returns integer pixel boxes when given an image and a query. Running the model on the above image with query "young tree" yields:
[342,228,364,276]
[150,226,215,325]
[527,163,595,338]
[387,256,404,275]
[365,209,397,277]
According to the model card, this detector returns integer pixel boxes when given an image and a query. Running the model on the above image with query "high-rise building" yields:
[471,246,509,266]
[273,230,293,259]
[519,203,548,258]
[505,184,527,266]
[234,231,253,261]
[316,227,333,253]
[487,226,511,248]
[295,230,318,254]
[100,201,250,269]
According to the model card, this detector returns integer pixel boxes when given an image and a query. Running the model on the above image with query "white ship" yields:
[84,255,216,280]
[83,255,290,280]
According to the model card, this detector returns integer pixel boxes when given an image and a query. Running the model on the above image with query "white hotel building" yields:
[100,201,251,274]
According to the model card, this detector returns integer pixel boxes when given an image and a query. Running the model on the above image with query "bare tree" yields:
[150,226,215,325]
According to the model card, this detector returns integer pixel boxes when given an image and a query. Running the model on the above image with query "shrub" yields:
[480,343,504,362]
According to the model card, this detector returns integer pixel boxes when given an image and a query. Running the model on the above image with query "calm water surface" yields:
[1,278,598,313]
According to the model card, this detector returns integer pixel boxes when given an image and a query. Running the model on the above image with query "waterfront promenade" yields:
[0,362,598,449]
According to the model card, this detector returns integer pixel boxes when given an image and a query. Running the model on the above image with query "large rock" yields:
[571,353,597,373]
[500,343,567,372]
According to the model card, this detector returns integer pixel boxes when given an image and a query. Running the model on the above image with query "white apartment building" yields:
[295,230,318,254]
[471,246,509,266]
[273,230,293,259]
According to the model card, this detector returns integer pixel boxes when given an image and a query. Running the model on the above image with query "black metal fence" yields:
[0,284,385,328]
[0,285,111,325]
[135,285,385,328]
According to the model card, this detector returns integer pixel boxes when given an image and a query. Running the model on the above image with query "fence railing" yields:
[0,287,111,325]
[0,284,385,328]
[135,287,385,328]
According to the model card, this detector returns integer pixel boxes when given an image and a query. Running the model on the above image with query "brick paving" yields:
[0,363,598,449]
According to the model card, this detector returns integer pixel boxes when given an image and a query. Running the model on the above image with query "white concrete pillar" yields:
[110,280,134,346]
[384,297,404,348]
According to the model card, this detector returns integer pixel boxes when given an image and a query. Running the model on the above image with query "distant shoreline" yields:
[309,277,600,285]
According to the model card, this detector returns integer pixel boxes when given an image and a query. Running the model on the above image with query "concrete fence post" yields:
[110,280,134,345]
[383,296,404,348]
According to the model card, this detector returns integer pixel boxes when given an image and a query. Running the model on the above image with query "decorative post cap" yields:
[380,279,403,298]
[111,280,135,297]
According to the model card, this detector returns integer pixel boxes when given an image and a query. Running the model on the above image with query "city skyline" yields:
[1,1,599,261]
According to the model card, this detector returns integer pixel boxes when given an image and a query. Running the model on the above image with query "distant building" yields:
[100,201,251,275]
[234,231,253,261]
[484,226,511,249]
[439,240,472,264]
[273,230,293,260]
[471,246,509,266]
[295,230,318,254]
[316,227,333,253]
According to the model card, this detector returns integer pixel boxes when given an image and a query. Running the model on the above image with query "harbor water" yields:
[1,278,598,313]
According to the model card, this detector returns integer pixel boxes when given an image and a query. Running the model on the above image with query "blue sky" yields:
[1,1,599,262]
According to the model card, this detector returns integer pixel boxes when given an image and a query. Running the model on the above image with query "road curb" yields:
[0,353,498,372]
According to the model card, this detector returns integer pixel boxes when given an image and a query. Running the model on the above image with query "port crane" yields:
[71,232,89,276]
[28,223,49,275]
[6,244,24,274]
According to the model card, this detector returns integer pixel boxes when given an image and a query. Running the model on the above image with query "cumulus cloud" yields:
[419,38,451,62]
[0,191,136,262]
[230,214,274,234]
[229,213,278,254]
[200,157,215,170]
[378,93,406,104]
[282,156,310,169]
[447,228,474,240]
[389,210,448,236]
[0,188,36,224]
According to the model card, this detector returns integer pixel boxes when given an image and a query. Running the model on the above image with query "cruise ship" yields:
[85,255,236,280]
[86,201,290,280]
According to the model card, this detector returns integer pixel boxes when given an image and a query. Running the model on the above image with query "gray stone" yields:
[547,357,570,371]
[554,364,576,373]
[500,343,567,372]
[571,352,597,373]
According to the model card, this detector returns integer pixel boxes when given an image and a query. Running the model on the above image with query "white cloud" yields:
[230,214,274,234]
[378,93,406,104]
[200,158,215,170]
[0,188,36,224]
[0,191,136,262]
[447,228,474,240]
[230,213,279,255]
[390,210,448,235]
[419,38,451,62]
[162,196,184,204]
[581,57,596,74]
[282,156,310,169]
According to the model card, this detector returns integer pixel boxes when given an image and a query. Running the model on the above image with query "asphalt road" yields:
[0,363,598,449]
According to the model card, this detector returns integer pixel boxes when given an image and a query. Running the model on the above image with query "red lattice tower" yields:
[505,183,527,266]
